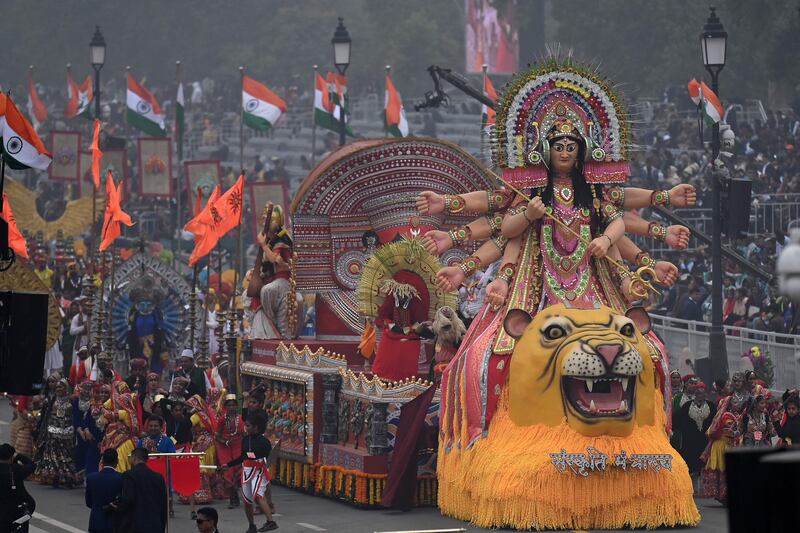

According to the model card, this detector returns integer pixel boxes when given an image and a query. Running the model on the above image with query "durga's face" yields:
[551,138,579,176]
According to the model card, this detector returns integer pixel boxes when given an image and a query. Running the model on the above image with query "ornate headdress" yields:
[492,54,632,188]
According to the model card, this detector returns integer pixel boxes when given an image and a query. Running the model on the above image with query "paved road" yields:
[1,401,727,533]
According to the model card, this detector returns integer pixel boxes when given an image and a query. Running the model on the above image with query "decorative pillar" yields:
[368,402,389,455]
[321,374,341,444]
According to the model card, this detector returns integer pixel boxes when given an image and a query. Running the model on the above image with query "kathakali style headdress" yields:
[492,54,632,188]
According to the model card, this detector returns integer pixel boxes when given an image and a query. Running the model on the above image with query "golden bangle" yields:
[444,194,466,214]
[458,255,481,277]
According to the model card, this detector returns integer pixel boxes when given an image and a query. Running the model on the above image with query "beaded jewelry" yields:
[635,252,655,269]
[650,189,671,208]
[648,222,668,242]
[486,213,504,235]
[497,263,516,284]
[448,225,471,247]
[444,194,467,214]
[458,255,481,277]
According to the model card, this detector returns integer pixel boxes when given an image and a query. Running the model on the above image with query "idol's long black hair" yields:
[533,138,603,233]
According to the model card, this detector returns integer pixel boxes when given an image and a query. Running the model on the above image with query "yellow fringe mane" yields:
[438,390,700,530]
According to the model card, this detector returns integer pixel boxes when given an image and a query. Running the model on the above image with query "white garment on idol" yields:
[69,313,89,356]
[207,310,219,356]
[250,278,290,340]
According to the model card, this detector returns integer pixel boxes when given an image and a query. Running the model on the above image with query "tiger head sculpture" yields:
[504,304,656,437]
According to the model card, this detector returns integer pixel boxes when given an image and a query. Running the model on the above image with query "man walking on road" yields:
[112,447,168,533]
[85,448,123,533]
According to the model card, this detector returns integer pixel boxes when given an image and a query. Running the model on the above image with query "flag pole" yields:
[384,65,391,138]
[238,66,246,280]
[239,66,245,175]
[189,262,198,351]
[105,242,118,354]
[174,60,183,269]
[311,65,318,167]
[481,63,488,155]
[124,66,131,142]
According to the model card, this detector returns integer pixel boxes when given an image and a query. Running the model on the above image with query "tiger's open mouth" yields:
[563,375,635,418]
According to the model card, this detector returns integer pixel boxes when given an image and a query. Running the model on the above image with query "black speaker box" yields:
[723,178,752,237]
[0,291,49,395]
[726,447,783,533]
[760,450,800,532]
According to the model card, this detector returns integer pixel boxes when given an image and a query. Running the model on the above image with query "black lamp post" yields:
[701,6,728,382]
[331,17,351,147]
[89,25,106,120]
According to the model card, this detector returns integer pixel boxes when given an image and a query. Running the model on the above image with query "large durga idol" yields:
[419,56,700,529]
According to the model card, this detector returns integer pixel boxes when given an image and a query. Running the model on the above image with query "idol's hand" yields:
[421,230,452,256]
[669,184,697,208]
[526,197,546,221]
[416,191,444,215]
[654,261,678,287]
[436,266,465,292]
[485,279,508,309]
[588,236,611,258]
[665,225,690,250]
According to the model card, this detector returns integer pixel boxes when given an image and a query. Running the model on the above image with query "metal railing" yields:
[650,313,800,390]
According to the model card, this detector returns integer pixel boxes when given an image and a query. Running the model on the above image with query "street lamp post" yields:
[90,26,106,121]
[701,7,729,381]
[331,17,351,147]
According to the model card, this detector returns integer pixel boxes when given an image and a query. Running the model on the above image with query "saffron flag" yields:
[27,77,48,131]
[0,93,52,170]
[384,73,408,137]
[481,71,497,132]
[1,193,28,259]
[688,78,724,125]
[127,73,166,136]
[90,119,103,190]
[212,174,245,238]
[242,75,287,131]
[99,171,133,251]
[185,185,221,266]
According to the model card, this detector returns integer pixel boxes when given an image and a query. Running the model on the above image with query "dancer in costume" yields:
[424,55,699,530]
[35,379,79,487]
[674,382,715,494]
[252,205,295,340]
[701,411,737,503]
[215,394,245,509]
[73,381,102,478]
[181,394,217,514]
[741,394,776,446]
[99,382,140,472]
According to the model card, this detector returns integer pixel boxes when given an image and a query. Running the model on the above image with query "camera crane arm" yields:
[414,65,496,111]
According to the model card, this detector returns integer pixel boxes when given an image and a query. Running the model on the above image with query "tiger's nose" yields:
[596,343,623,367]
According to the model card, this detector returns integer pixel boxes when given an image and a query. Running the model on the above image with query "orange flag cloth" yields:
[1,193,29,259]
[185,185,221,266]
[90,119,103,190]
[99,171,133,251]
[212,173,245,239]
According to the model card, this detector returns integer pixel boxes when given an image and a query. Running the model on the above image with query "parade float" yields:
[239,56,702,530]
[240,137,495,506]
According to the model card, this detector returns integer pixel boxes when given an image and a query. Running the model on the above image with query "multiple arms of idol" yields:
[417,183,695,301]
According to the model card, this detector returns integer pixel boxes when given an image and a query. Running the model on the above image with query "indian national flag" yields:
[482,71,497,132]
[242,75,287,131]
[314,71,337,132]
[688,78,724,125]
[0,93,52,170]
[27,78,48,131]
[127,73,167,136]
[326,72,348,123]
[67,70,93,119]
[175,81,185,159]
[77,75,93,118]
[384,73,408,137]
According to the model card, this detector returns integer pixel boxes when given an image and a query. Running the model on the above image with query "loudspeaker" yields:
[761,451,800,532]
[723,178,752,237]
[693,356,712,389]
[726,447,783,533]
[0,291,49,395]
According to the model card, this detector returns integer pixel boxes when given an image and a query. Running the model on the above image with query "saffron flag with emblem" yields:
[688,78,724,125]
[90,119,103,190]
[185,185,221,266]
[127,73,166,136]
[27,77,48,131]
[99,171,133,251]
[1,193,29,259]
[384,73,408,137]
[481,71,497,132]
[0,93,52,170]
[242,75,287,131]
[212,174,245,238]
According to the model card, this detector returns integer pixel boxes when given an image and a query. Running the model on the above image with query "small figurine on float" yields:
[249,205,296,340]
